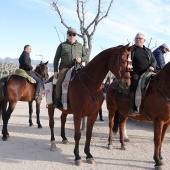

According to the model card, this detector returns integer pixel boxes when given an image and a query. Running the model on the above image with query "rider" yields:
[153,43,169,72]
[53,27,87,108]
[19,45,42,100]
[129,33,157,115]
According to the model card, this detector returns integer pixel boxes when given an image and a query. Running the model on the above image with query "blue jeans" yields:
[28,72,42,94]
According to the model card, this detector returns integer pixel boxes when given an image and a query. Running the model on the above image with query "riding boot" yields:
[54,98,63,109]
[129,92,139,115]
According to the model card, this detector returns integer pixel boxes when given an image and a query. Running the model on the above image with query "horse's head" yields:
[34,61,49,81]
[109,43,134,89]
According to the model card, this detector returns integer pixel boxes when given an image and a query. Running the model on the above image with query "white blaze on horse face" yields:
[127,54,133,72]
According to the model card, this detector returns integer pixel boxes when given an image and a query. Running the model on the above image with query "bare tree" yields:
[51,0,114,62]
[147,38,158,50]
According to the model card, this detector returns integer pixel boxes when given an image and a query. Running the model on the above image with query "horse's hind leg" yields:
[28,101,34,126]
[48,104,57,151]
[84,112,98,164]
[153,120,164,167]
[36,101,42,128]
[2,101,17,140]
[61,112,69,144]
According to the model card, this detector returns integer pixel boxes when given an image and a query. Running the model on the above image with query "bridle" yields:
[33,64,49,81]
[117,52,133,80]
[74,52,133,102]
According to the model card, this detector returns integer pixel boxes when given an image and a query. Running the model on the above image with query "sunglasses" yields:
[135,38,144,40]
[68,33,76,37]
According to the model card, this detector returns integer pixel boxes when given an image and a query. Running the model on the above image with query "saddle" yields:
[45,64,82,109]
[115,71,156,103]
[14,69,36,83]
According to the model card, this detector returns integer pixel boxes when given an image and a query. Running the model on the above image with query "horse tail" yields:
[0,76,8,120]
[112,110,120,134]
[0,101,2,120]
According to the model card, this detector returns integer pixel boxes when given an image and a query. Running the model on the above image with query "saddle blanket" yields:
[14,69,36,83]
[61,66,74,110]
[45,64,81,108]
[135,71,155,108]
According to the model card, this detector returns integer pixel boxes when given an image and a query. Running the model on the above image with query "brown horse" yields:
[47,44,134,166]
[0,61,49,140]
[106,61,170,168]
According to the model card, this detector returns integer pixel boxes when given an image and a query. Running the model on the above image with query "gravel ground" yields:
[0,98,170,170]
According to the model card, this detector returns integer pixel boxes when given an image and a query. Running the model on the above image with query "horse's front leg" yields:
[153,120,164,167]
[2,101,16,140]
[119,115,128,150]
[48,104,56,151]
[28,101,33,126]
[73,114,83,166]
[84,112,98,164]
[36,100,42,128]
[61,112,69,144]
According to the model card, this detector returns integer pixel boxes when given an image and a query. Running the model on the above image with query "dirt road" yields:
[0,98,170,170]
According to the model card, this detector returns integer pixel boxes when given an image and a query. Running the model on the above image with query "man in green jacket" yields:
[53,27,87,108]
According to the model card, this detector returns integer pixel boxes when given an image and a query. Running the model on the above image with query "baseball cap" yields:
[161,44,169,52]
[67,27,77,34]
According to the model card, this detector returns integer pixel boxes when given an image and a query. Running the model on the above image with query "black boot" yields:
[129,92,139,115]
[54,98,63,108]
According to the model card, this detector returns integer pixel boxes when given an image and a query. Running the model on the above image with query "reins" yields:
[76,62,102,103]
[78,63,99,82]
[32,70,43,80]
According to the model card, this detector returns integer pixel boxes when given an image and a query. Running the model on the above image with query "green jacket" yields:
[53,39,87,72]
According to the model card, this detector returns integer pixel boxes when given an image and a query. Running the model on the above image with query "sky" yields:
[0,0,170,65]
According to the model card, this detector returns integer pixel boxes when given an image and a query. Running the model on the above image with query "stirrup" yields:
[128,107,139,115]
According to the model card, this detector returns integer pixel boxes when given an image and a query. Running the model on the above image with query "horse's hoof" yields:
[62,140,69,144]
[124,138,130,142]
[121,146,126,150]
[86,158,95,164]
[108,144,112,150]
[155,167,163,170]
[75,159,84,166]
[2,135,9,141]
[155,160,164,167]
[50,141,57,151]
[38,124,42,128]
[29,123,34,127]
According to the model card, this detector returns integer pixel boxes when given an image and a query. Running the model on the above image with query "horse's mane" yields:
[155,61,170,84]
[98,45,123,55]
[156,61,170,76]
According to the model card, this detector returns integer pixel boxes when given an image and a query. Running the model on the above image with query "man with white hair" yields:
[129,33,157,115]
[153,43,169,71]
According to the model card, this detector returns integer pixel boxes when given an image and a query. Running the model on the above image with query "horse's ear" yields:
[127,44,135,52]
[40,61,42,64]
[122,43,130,51]
[44,61,48,65]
